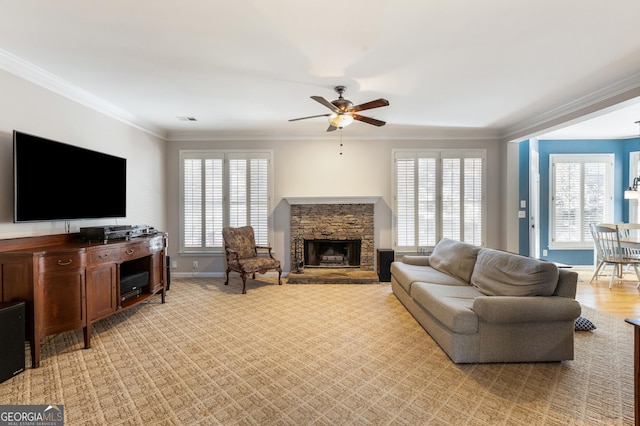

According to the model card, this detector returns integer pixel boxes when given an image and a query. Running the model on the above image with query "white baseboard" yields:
[171,271,290,278]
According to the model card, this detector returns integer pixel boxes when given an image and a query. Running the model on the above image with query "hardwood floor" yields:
[574,266,640,319]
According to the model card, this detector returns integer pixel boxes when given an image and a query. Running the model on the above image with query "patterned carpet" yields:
[0,276,634,425]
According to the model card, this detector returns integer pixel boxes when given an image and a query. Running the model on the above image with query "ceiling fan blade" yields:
[350,98,390,113]
[311,96,340,113]
[353,114,386,127]
[327,124,338,132]
[288,113,330,122]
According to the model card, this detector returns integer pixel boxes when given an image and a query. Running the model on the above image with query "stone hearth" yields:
[286,268,379,284]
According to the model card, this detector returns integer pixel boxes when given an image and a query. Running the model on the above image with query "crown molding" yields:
[0,49,166,139]
[502,70,640,142]
[165,125,502,142]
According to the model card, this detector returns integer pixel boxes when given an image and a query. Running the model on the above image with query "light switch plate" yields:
[518,210,526,218]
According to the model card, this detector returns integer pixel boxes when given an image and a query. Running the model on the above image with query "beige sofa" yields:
[390,238,581,363]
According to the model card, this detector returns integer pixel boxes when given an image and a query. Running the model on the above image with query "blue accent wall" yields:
[520,137,639,265]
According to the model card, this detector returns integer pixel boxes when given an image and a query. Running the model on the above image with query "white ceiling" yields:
[1,0,640,141]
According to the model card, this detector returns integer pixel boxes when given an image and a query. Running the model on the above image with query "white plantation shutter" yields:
[205,158,223,247]
[583,162,607,241]
[441,156,461,241]
[418,156,437,246]
[183,158,203,248]
[180,151,272,252]
[228,158,247,227]
[464,156,483,245]
[394,150,485,251]
[550,154,613,248]
[396,157,415,247]
[228,153,270,246]
[249,158,269,246]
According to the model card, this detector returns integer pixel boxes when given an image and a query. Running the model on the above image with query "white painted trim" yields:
[0,48,166,139]
[166,127,503,142]
[284,196,381,205]
[502,70,640,142]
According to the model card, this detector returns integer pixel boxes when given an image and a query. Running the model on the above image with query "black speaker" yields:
[377,249,394,282]
[0,301,26,383]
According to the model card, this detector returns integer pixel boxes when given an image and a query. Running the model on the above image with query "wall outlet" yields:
[192,261,198,269]
[171,260,177,269]
[543,250,548,256]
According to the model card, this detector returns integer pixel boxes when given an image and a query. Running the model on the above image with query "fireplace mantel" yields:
[285,196,381,205]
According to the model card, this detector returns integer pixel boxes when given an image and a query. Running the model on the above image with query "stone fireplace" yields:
[286,196,379,271]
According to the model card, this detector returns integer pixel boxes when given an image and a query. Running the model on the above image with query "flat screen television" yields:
[13,131,127,222]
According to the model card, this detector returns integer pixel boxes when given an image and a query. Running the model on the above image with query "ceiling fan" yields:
[289,86,389,132]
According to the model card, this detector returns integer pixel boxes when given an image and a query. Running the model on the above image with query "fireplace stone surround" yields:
[286,197,379,271]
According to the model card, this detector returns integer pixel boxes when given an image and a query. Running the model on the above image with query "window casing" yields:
[180,150,273,253]
[630,151,640,223]
[549,154,613,249]
[394,150,486,251]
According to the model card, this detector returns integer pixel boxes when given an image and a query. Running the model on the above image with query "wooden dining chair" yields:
[591,224,640,288]
[618,223,640,274]
[590,223,617,283]
[618,223,640,248]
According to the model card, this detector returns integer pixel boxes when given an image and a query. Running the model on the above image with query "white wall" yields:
[0,69,167,238]
[166,136,505,274]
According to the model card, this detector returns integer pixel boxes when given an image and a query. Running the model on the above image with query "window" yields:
[394,150,485,251]
[549,154,613,249]
[180,150,272,253]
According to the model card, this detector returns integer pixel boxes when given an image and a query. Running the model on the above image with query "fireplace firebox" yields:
[304,239,361,268]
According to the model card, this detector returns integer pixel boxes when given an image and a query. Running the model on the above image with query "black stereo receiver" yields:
[80,225,133,243]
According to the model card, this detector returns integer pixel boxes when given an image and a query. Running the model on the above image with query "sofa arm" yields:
[553,268,578,298]
[401,255,431,266]
[472,296,581,323]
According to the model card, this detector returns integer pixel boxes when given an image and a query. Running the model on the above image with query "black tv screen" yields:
[13,131,127,222]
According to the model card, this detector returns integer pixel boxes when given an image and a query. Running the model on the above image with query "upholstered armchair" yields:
[222,226,282,294]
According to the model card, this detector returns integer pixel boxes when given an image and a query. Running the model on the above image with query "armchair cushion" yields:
[223,226,256,259]
[235,257,281,274]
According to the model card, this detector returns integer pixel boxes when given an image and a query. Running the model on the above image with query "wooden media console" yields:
[0,232,167,367]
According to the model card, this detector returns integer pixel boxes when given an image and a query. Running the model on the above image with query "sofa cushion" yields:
[391,262,468,293]
[410,283,481,334]
[429,238,480,283]
[470,248,559,297]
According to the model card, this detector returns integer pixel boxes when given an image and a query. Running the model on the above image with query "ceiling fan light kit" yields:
[289,86,389,132]
[329,113,354,128]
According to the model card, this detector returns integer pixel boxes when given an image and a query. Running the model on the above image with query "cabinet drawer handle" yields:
[99,253,110,259]
[126,249,135,255]
[57,259,73,266]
